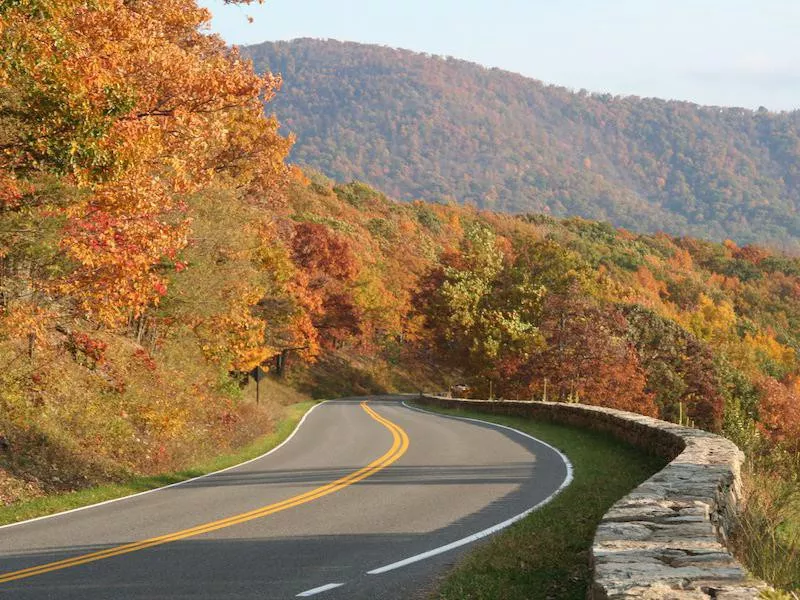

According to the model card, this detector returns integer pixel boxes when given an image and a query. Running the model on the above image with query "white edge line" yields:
[296,582,345,597]
[366,400,574,576]
[0,401,327,532]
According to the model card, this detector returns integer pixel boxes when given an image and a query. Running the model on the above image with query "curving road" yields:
[0,397,571,599]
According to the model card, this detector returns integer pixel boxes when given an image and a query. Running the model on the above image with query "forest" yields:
[246,38,800,252]
[0,0,798,591]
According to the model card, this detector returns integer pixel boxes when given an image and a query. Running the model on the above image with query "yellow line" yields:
[0,401,410,585]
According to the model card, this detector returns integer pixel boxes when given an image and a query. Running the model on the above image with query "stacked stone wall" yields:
[416,395,768,599]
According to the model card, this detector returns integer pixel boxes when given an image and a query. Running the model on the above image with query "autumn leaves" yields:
[0,0,287,324]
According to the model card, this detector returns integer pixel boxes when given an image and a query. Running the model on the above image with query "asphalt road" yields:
[0,397,571,599]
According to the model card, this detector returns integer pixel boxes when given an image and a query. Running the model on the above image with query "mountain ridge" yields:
[244,38,800,251]
[259,37,791,112]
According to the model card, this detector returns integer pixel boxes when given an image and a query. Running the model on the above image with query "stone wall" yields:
[415,395,768,599]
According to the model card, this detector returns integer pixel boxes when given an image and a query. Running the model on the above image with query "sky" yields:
[198,0,800,111]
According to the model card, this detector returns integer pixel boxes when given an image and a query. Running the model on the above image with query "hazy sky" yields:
[198,0,800,111]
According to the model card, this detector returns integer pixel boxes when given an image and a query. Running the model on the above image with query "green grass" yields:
[412,403,667,600]
[0,401,317,527]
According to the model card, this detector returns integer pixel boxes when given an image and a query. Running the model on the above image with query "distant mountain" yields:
[244,38,800,250]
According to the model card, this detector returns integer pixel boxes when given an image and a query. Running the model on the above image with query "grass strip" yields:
[0,400,317,527]
[413,403,666,600]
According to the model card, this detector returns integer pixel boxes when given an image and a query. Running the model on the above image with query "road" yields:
[0,397,571,599]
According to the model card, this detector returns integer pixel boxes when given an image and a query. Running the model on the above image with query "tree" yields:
[757,376,800,451]
[0,0,291,327]
[418,224,543,390]
[526,290,657,416]
[290,222,362,348]
[624,304,724,430]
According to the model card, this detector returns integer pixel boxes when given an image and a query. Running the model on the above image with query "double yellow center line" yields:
[0,401,410,585]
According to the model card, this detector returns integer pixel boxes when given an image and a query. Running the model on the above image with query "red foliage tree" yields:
[290,222,361,348]
[757,376,800,451]
[526,289,657,416]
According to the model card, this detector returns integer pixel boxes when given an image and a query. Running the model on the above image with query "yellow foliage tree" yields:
[686,294,738,347]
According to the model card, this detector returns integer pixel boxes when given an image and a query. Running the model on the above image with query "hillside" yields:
[245,38,800,250]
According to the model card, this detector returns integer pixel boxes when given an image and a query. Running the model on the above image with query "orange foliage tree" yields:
[0,0,290,326]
